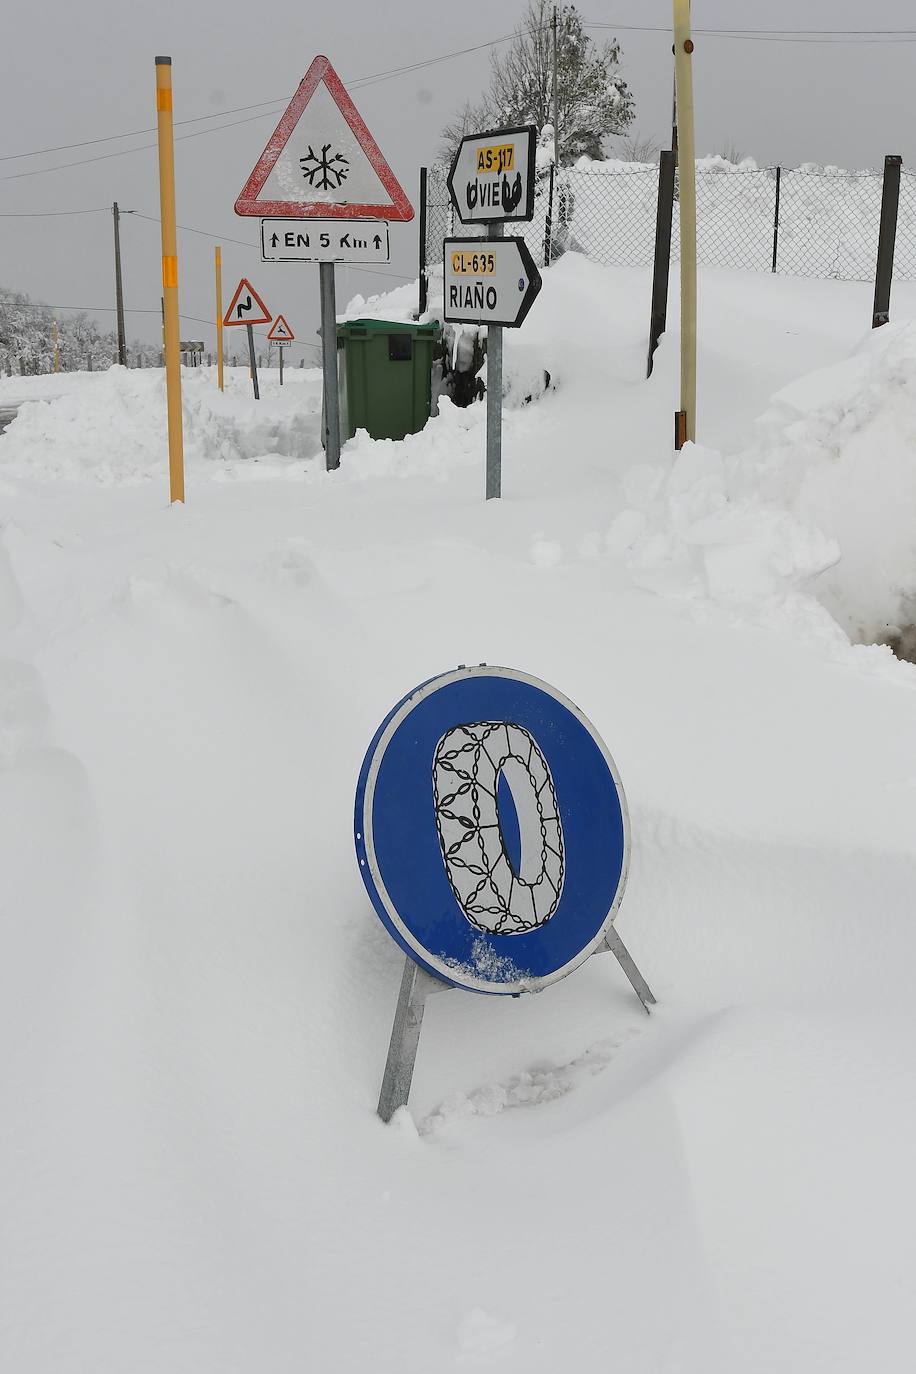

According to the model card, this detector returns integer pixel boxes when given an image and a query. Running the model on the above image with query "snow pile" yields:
[1,365,322,483]
[4,252,916,1371]
[617,320,916,651]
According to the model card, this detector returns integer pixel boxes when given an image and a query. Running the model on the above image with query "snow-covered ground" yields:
[3,257,916,1372]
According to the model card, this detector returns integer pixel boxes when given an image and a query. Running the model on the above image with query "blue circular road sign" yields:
[354,667,630,995]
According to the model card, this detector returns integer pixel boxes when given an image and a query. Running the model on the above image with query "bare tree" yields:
[617,131,660,164]
[441,2,634,166]
[439,99,496,165]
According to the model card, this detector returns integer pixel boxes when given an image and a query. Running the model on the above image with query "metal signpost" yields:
[267,314,295,385]
[445,126,541,500]
[223,277,271,399]
[235,55,414,472]
[355,666,656,1122]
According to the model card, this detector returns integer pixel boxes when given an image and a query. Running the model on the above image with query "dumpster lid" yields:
[337,317,441,337]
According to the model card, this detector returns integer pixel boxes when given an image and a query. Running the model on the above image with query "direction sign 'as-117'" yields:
[447,125,536,225]
[443,237,542,328]
[260,218,390,264]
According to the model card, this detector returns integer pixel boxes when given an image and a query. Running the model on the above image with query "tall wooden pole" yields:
[113,202,127,367]
[672,1,696,447]
[552,5,560,167]
[215,245,224,391]
[155,56,185,503]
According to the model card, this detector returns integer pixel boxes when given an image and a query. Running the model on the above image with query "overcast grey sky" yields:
[2,0,915,354]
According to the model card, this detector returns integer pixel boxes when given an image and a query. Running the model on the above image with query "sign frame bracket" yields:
[377,934,655,1123]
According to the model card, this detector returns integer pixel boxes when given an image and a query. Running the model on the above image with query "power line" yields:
[2,19,915,173]
[0,299,321,353]
[0,207,111,218]
[0,29,532,173]
[128,210,416,280]
[585,21,916,43]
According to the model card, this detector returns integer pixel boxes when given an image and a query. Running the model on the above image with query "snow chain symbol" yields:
[433,722,565,935]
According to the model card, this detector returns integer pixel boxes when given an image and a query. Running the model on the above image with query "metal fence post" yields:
[418,166,428,317]
[647,149,677,378]
[771,165,781,273]
[542,162,556,268]
[873,154,902,328]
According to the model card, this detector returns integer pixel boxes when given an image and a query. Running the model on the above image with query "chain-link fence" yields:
[424,162,916,283]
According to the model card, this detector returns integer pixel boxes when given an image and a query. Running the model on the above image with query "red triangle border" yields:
[235,56,414,223]
[223,277,272,327]
[267,313,295,342]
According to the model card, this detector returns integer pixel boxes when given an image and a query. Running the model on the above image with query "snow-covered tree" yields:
[0,286,160,373]
[440,2,634,165]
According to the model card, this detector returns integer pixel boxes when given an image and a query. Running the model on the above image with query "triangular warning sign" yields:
[267,314,295,342]
[223,278,272,327]
[234,55,414,223]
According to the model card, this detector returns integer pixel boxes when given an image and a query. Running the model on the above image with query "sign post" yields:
[485,223,503,499]
[234,55,414,470]
[318,265,340,467]
[355,666,655,1121]
[223,277,271,400]
[267,315,295,386]
[446,126,540,500]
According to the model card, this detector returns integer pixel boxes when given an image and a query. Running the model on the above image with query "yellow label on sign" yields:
[451,251,496,275]
[475,144,515,175]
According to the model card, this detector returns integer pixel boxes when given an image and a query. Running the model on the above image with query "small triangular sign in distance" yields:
[234,55,414,222]
[267,314,295,342]
[223,278,272,327]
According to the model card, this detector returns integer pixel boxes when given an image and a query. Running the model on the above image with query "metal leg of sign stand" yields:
[377,956,449,1123]
[600,925,656,1014]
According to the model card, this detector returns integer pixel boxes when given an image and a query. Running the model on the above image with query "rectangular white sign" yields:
[260,218,390,263]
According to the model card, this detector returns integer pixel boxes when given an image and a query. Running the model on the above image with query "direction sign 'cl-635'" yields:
[446,125,536,225]
[443,237,542,328]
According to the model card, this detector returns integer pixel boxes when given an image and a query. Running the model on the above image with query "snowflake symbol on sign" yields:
[299,143,350,190]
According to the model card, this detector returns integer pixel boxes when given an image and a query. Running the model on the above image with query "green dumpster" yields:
[336,319,441,442]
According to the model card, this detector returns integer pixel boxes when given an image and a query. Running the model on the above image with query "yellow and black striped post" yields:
[155,56,185,503]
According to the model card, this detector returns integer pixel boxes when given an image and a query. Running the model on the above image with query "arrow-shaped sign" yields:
[446,125,537,226]
[223,278,272,327]
[443,237,542,328]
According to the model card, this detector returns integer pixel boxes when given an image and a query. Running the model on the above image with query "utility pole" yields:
[671,69,678,153]
[551,5,560,168]
[113,202,128,367]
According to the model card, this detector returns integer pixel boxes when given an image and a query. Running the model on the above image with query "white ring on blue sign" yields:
[354,666,631,995]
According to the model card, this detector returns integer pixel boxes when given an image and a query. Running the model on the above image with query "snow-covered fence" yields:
[423,160,916,284]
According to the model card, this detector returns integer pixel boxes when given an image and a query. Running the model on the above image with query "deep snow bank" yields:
[617,321,916,652]
[0,366,323,483]
[349,260,916,656]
